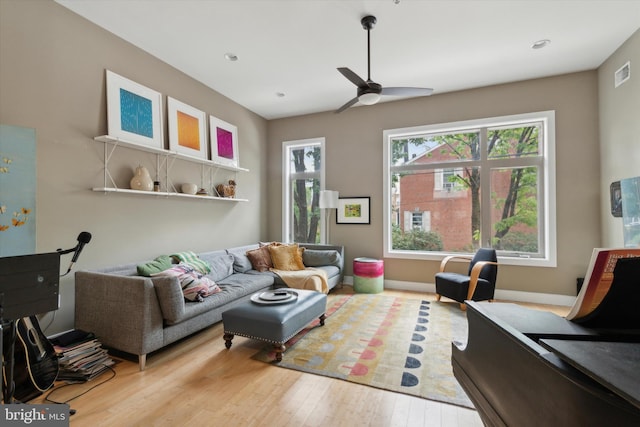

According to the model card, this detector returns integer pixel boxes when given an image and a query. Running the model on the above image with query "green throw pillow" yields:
[137,255,173,277]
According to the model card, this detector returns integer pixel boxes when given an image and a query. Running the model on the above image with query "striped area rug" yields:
[252,293,473,408]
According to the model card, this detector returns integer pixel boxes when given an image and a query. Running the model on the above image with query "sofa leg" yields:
[139,354,146,371]
[436,294,442,301]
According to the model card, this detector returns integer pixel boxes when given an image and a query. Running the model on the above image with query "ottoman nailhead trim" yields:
[224,315,324,345]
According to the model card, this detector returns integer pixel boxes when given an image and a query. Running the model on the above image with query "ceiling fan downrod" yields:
[362,15,376,82]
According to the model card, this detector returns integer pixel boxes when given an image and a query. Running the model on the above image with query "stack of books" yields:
[51,329,115,382]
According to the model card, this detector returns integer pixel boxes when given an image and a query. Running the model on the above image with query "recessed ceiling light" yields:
[531,39,551,49]
[224,53,238,61]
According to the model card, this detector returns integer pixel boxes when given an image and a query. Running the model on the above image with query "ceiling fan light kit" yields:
[335,15,433,113]
[358,92,381,105]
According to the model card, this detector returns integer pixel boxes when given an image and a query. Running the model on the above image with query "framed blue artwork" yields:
[0,124,36,256]
[106,70,163,149]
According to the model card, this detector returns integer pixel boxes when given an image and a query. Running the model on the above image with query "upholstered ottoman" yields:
[222,289,327,361]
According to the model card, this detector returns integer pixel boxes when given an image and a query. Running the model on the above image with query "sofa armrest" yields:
[303,249,341,267]
[74,271,164,356]
[299,244,345,283]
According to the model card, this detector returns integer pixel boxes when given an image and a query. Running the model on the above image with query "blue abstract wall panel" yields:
[0,124,36,256]
[621,176,640,247]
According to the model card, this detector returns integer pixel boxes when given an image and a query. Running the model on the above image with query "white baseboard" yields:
[343,275,576,307]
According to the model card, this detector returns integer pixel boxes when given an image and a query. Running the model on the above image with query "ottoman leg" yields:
[223,333,234,349]
[273,344,286,362]
[319,313,326,326]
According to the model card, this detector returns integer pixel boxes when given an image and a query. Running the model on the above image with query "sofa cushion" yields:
[246,246,273,272]
[152,264,220,302]
[269,243,305,271]
[151,276,185,323]
[302,249,341,268]
[166,273,275,325]
[199,252,234,282]
[226,245,259,273]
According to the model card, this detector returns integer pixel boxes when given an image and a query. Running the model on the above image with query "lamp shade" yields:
[319,190,339,209]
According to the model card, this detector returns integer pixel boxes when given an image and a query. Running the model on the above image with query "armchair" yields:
[435,248,498,310]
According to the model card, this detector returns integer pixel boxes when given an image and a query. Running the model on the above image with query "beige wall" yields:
[598,29,640,247]
[2,0,636,334]
[268,72,602,299]
[0,0,269,334]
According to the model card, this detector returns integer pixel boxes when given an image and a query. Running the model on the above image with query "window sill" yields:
[383,249,556,267]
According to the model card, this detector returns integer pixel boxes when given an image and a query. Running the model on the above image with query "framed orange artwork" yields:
[167,97,207,160]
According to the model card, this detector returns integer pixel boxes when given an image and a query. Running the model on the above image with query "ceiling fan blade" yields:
[381,87,434,97]
[337,67,368,89]
[334,96,359,114]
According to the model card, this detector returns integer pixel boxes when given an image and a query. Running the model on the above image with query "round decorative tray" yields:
[250,290,298,305]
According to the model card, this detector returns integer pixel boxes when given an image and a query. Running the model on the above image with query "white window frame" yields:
[282,137,326,243]
[383,111,557,267]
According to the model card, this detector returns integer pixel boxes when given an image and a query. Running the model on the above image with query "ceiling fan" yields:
[335,15,433,114]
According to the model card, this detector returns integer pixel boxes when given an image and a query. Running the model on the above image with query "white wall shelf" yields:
[91,187,248,202]
[92,135,249,202]
[94,135,249,172]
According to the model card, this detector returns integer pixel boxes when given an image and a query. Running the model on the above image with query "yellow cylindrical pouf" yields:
[353,257,384,293]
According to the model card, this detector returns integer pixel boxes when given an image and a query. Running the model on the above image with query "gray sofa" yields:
[74,243,344,370]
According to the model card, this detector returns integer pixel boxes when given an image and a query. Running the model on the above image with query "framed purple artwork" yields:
[209,115,239,168]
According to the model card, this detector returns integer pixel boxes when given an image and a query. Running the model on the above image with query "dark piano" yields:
[452,257,640,426]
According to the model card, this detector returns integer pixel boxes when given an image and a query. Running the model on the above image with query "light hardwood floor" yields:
[33,287,569,427]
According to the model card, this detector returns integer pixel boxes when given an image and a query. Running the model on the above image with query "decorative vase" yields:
[181,183,198,195]
[130,165,153,191]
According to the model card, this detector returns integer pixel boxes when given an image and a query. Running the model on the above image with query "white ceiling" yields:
[55,0,640,120]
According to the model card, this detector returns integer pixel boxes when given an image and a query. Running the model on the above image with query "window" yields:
[282,138,325,244]
[435,168,464,192]
[404,211,431,231]
[412,212,423,230]
[383,111,556,267]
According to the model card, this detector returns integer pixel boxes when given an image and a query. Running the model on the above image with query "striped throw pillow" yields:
[171,251,211,274]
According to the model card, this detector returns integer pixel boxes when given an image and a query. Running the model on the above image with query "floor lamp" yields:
[319,190,339,244]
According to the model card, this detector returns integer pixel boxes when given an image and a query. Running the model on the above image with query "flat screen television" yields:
[0,252,60,320]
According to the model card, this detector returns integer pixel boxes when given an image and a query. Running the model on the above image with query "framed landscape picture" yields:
[106,70,163,149]
[167,97,207,159]
[337,197,370,224]
[209,116,239,168]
